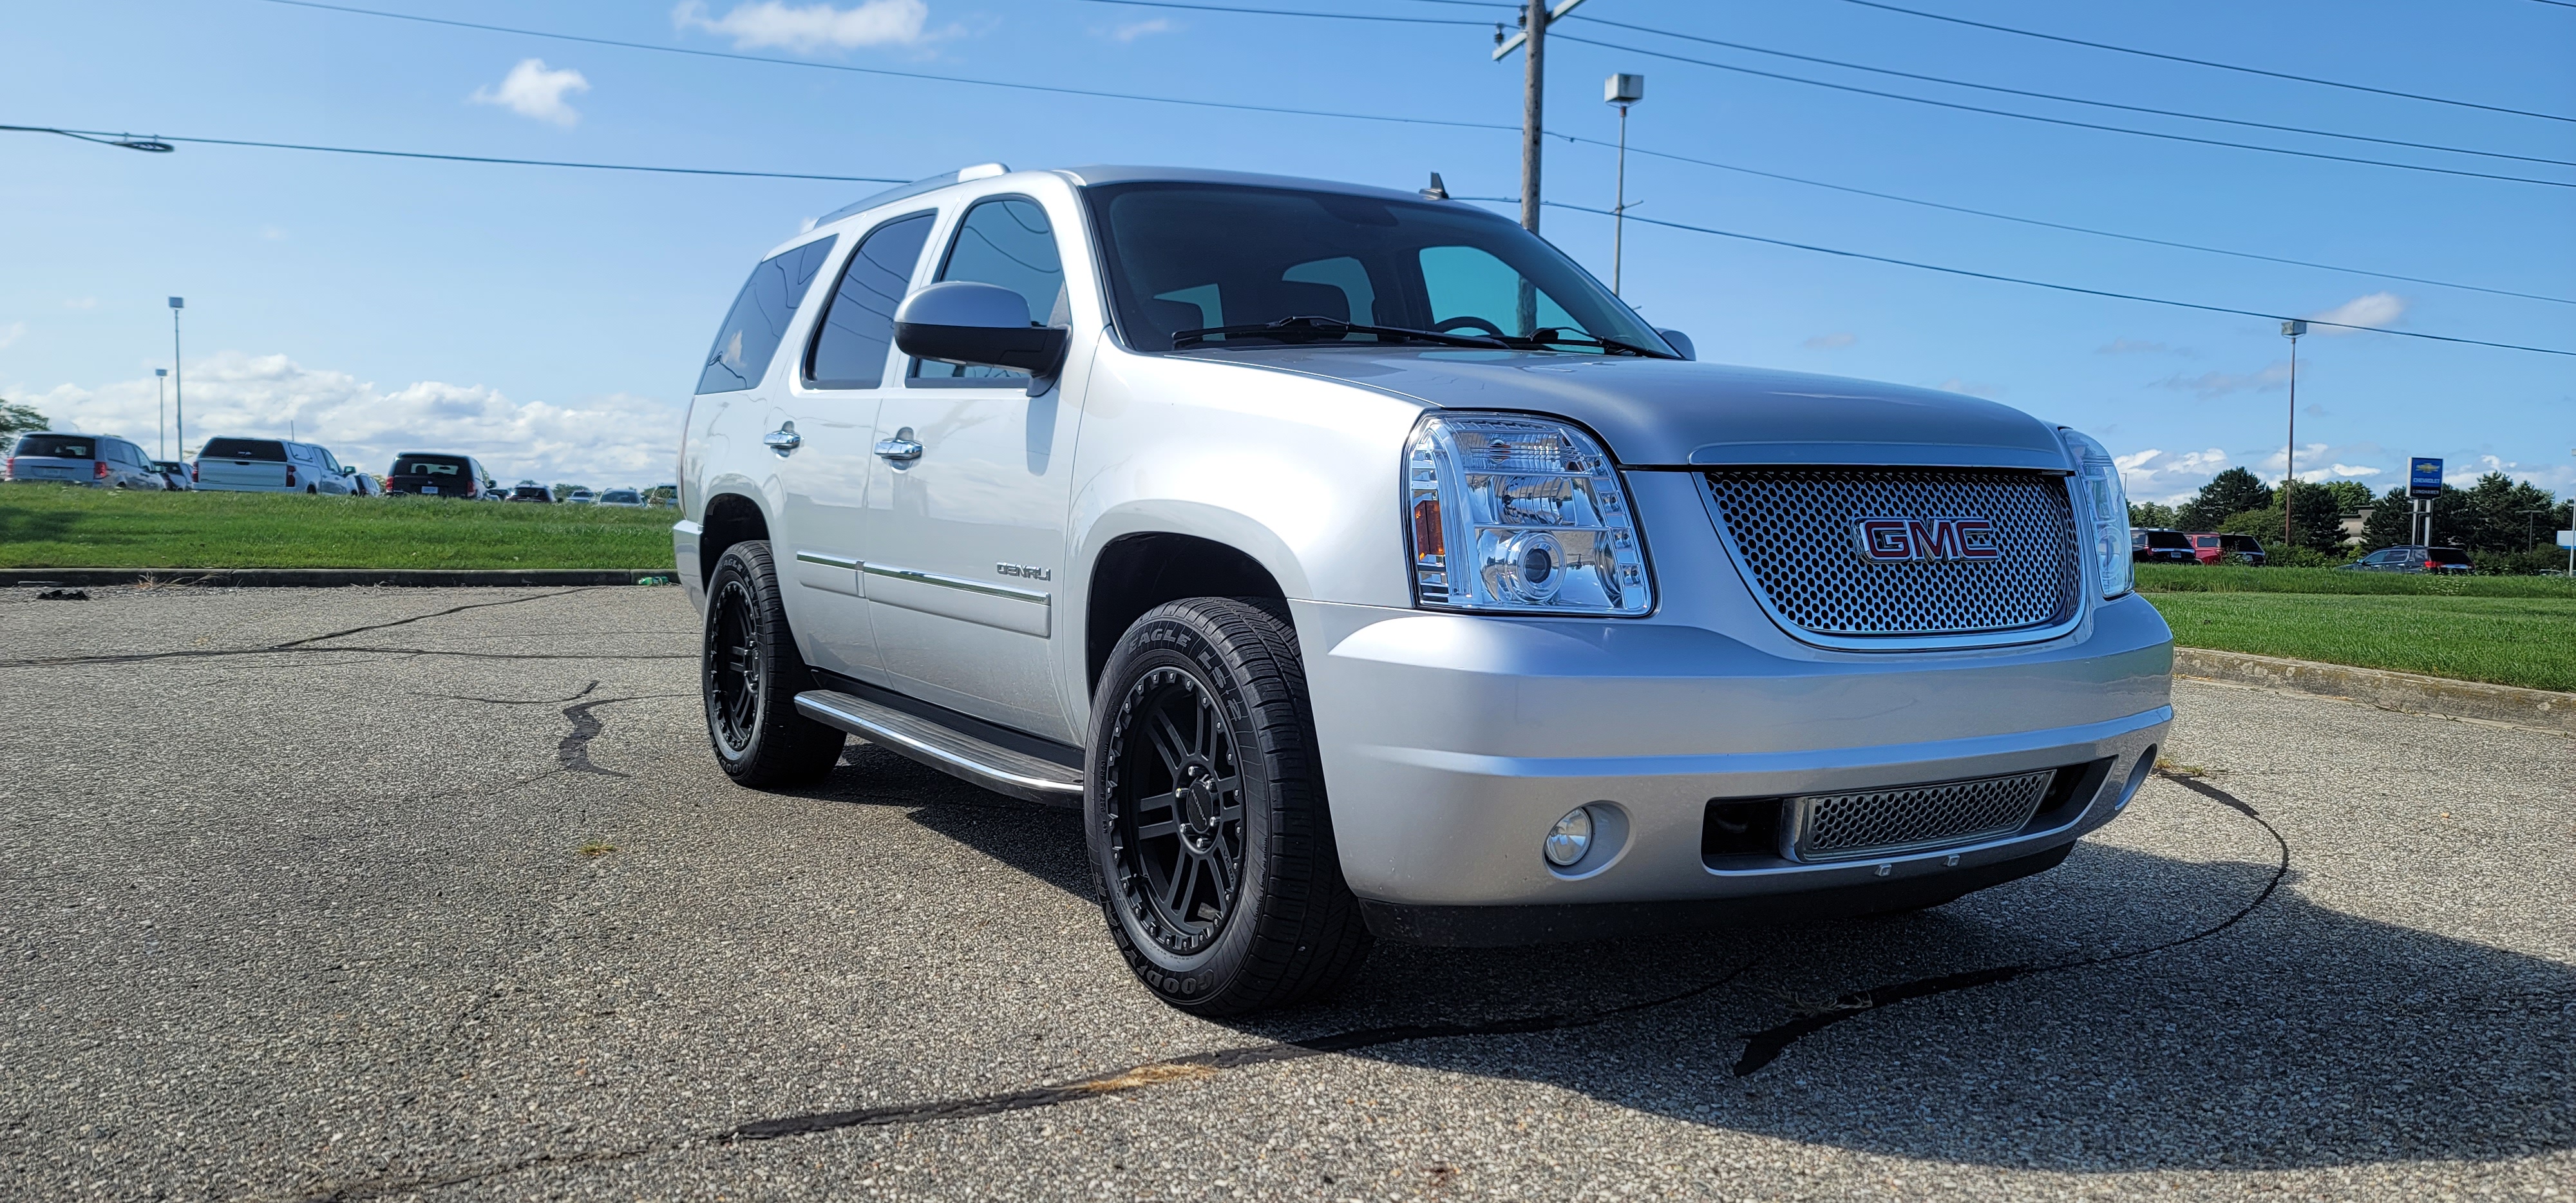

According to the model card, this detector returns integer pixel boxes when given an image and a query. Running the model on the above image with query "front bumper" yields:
[1292,594,2172,941]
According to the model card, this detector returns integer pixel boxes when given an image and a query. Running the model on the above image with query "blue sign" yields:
[2409,457,2443,498]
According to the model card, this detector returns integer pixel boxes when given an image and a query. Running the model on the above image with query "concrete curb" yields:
[4,568,675,588]
[2174,647,2576,737]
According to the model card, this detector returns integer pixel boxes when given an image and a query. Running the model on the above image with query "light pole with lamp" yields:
[2280,319,2306,553]
[1605,72,1643,296]
[155,368,168,459]
[168,297,185,462]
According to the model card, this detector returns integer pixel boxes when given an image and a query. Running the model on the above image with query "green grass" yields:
[2146,592,2576,693]
[0,484,672,569]
[2135,564,2576,598]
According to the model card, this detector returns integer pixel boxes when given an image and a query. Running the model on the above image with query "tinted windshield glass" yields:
[202,438,289,461]
[2427,548,2470,564]
[2146,531,2192,548]
[14,435,95,459]
[1084,183,1667,354]
[698,236,838,394]
[392,457,468,477]
[600,490,639,503]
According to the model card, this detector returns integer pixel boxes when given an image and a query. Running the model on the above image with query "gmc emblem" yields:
[1854,516,2002,562]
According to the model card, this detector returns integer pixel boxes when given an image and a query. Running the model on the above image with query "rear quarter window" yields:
[699,236,838,395]
[15,435,97,459]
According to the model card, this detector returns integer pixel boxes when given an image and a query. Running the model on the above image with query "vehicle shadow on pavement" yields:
[822,748,2575,1173]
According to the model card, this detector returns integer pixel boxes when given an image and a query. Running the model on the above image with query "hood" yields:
[1191,348,2074,471]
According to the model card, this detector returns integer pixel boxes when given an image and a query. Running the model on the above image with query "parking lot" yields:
[2,585,2568,1201]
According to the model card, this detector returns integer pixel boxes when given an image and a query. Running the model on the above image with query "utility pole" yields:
[1605,73,1643,296]
[155,368,168,459]
[169,297,186,461]
[1495,0,1584,335]
[2280,319,2305,553]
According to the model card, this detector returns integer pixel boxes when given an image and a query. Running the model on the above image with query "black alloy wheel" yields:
[699,540,844,787]
[1087,598,1372,1015]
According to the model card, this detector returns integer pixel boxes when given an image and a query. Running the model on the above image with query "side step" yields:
[793,690,1084,806]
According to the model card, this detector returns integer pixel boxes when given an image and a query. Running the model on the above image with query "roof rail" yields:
[812,162,1010,228]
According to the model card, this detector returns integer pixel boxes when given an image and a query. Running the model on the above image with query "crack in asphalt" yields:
[555,692,691,777]
[0,645,694,668]
[0,589,641,668]
[1728,768,2293,1075]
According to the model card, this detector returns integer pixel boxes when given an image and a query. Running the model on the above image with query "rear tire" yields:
[1085,598,1371,1015]
[701,540,845,788]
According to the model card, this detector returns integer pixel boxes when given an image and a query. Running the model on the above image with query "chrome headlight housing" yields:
[2058,426,2132,599]
[1405,412,1652,615]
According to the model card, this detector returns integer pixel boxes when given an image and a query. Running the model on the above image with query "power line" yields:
[1555,135,2576,307]
[3,124,905,182]
[1836,0,2576,126]
[1549,32,2576,189]
[1566,13,2576,169]
[1078,0,1484,26]
[251,0,1515,134]
[1547,202,2576,357]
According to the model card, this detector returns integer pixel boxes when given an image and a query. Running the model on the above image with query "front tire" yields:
[1085,598,1371,1015]
[701,540,844,788]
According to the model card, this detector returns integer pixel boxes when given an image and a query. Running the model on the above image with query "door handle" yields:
[763,424,802,456]
[873,431,923,462]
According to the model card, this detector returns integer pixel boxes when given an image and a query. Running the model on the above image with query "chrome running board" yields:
[793,690,1083,806]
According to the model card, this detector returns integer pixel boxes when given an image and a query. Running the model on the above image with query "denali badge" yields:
[1854,517,2001,562]
[995,562,1053,581]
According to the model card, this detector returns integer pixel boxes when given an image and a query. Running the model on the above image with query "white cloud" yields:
[471,59,591,127]
[62,298,97,310]
[2306,291,2405,335]
[0,322,24,350]
[2152,360,2290,399]
[2329,463,2382,478]
[1106,17,1172,41]
[14,352,678,484]
[2114,446,2230,502]
[1801,332,1856,350]
[673,0,929,51]
[2095,337,2183,355]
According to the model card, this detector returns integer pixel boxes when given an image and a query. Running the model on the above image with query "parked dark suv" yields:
[2186,533,2266,565]
[2131,529,2197,564]
[2344,545,2472,574]
[384,452,497,499]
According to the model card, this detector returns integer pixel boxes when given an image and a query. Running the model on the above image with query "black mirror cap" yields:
[895,321,1070,376]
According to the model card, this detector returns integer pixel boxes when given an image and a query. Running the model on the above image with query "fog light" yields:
[1544,806,1595,867]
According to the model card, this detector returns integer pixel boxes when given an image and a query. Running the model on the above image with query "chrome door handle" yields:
[763,424,802,455]
[873,435,923,462]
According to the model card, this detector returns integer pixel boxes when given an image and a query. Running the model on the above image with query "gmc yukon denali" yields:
[672,164,2174,1015]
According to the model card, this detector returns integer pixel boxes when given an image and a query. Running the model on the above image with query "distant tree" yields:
[552,482,584,502]
[0,399,50,454]
[2219,487,2347,554]
[2315,479,2374,513]
[2455,471,2559,553]
[2177,468,2272,531]
[2360,486,2415,550]
[2128,500,2179,529]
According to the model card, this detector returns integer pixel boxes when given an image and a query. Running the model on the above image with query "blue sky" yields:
[4,0,2570,496]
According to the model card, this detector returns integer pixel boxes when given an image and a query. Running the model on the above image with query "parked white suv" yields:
[194,437,362,494]
[674,165,2172,1015]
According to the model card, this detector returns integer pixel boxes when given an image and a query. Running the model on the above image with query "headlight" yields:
[1405,412,1652,615]
[2058,426,2132,599]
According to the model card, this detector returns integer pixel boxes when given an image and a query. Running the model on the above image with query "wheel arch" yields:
[697,489,772,587]
[1078,508,1307,698]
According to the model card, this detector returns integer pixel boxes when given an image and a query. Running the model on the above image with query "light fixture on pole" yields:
[1604,72,1644,296]
[169,297,186,462]
[155,368,169,459]
[2280,319,2306,553]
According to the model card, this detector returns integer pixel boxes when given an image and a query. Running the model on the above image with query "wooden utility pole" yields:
[1520,1,1547,234]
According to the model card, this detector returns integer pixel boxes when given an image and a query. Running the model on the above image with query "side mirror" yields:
[895,281,1069,388]
[1654,328,1696,361]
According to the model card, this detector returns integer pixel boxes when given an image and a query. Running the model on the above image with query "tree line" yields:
[2132,466,2570,571]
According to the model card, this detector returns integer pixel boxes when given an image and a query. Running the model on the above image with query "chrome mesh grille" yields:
[1791,770,2056,862]
[1705,468,2081,639]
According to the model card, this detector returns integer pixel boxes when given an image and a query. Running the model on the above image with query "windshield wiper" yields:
[1497,328,1677,358]
[1171,315,1509,351]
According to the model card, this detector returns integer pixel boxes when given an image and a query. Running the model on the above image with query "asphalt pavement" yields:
[2,585,2567,1202]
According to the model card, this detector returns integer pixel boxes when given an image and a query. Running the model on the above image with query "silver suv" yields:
[674,165,2173,1014]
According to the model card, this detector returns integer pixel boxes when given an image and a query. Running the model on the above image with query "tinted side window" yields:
[697,236,839,395]
[807,212,936,390]
[201,438,287,461]
[916,197,1065,382]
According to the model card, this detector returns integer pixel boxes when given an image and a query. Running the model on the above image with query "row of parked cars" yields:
[4,433,662,506]
[2132,527,2474,574]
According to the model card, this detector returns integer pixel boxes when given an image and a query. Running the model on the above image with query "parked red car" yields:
[2186,533,2267,565]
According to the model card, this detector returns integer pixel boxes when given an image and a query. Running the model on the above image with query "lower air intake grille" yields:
[1789,769,2056,862]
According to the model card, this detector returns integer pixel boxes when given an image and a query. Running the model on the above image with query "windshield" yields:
[14,435,95,459]
[392,457,468,477]
[200,437,286,461]
[2145,531,2192,549]
[1083,183,1671,355]
[600,490,639,503]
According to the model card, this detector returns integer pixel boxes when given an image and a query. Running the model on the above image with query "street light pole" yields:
[155,368,168,459]
[2280,319,2306,553]
[169,297,186,462]
[1605,73,1644,296]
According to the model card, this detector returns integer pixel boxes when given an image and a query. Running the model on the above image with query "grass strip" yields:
[0,484,671,569]
[2136,564,2576,598]
[2147,592,2576,694]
